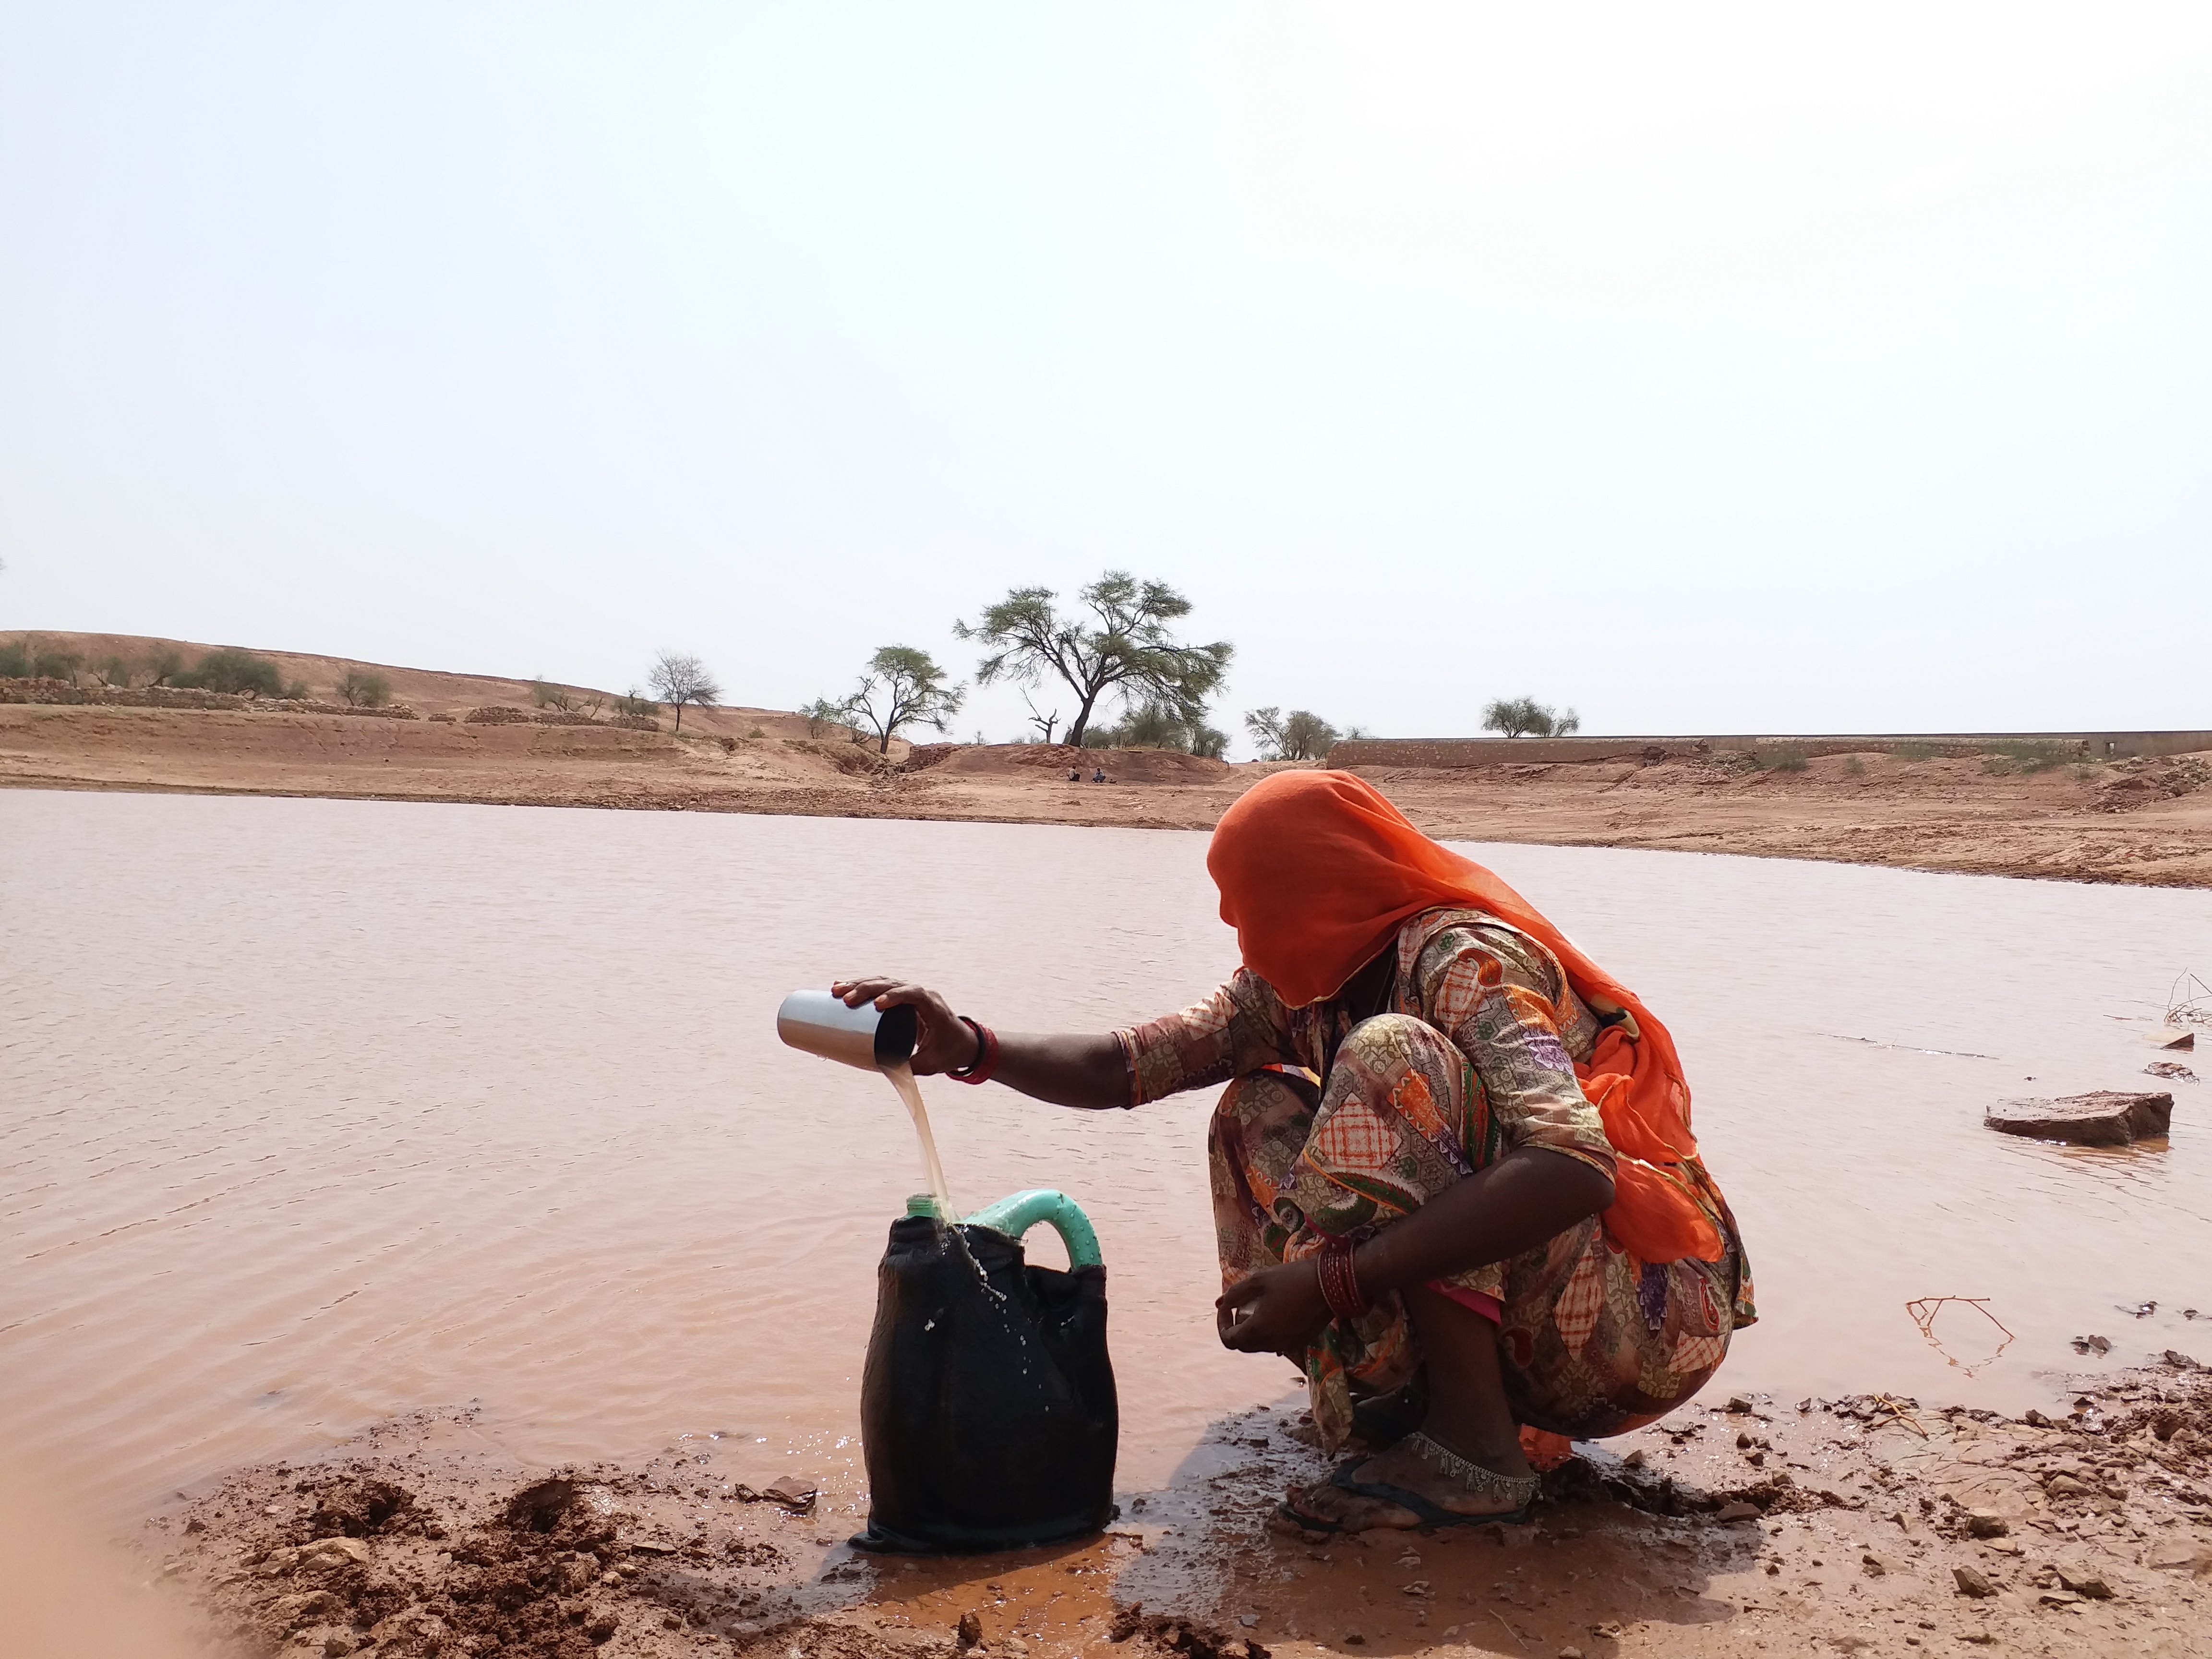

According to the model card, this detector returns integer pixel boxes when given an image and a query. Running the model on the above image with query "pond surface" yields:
[4,789,2209,1518]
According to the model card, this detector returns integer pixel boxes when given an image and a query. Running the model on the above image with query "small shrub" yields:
[1758,746,1809,773]
[176,648,284,697]
[94,656,134,688]
[530,679,578,712]
[144,648,185,686]
[0,641,88,681]
[282,679,310,701]
[336,669,392,708]
[1843,756,1866,778]
[613,691,657,718]
[1982,739,2072,776]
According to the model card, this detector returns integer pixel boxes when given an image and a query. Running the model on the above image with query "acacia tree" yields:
[834,645,964,755]
[1482,697,1581,738]
[954,571,1232,747]
[1244,707,1340,761]
[649,650,722,733]
[337,669,392,708]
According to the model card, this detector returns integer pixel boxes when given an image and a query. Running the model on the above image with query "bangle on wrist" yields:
[948,1017,999,1086]
[1316,1235,1372,1321]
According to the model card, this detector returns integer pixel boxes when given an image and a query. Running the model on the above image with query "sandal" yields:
[1275,1456,1379,1536]
[1278,1434,1540,1534]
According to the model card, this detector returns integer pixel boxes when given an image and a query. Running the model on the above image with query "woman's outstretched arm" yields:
[831,977,1127,1111]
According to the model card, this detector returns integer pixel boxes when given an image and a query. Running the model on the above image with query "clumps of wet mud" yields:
[1106,1603,1267,1659]
[308,1476,419,1540]
[182,1465,628,1657]
[153,1418,838,1659]
[1545,1453,1827,1521]
[1552,1367,2212,1533]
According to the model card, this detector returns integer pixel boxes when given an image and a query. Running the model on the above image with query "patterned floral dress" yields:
[1113,906,1755,1452]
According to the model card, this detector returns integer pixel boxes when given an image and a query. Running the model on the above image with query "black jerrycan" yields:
[852,1188,1118,1553]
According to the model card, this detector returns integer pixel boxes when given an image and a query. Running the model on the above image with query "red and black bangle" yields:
[948,1017,999,1086]
[1316,1236,1371,1322]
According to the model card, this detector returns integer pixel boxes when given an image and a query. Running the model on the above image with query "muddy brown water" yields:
[4,788,2211,1529]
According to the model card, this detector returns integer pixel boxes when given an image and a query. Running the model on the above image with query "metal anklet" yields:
[1404,1431,1540,1506]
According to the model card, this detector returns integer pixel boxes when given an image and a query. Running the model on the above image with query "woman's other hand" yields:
[830,977,980,1076]
[1216,1260,1332,1356]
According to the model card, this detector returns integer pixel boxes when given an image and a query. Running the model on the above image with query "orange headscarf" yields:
[1208,770,1724,1264]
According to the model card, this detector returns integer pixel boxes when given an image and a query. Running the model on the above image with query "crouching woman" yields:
[837,770,1754,1533]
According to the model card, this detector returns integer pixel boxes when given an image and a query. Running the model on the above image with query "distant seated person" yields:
[1091,767,1106,783]
[1068,767,1082,782]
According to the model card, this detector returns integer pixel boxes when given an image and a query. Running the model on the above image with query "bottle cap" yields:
[905,1194,943,1219]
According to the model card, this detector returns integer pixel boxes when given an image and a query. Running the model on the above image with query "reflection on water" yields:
[3,789,2210,1520]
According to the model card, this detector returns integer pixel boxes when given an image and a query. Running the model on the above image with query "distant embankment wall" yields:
[1331,732,2212,768]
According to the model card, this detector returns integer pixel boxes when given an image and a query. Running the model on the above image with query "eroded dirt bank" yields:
[3,697,2210,888]
[144,1359,2212,1659]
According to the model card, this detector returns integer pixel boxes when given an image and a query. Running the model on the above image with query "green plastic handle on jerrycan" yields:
[906,1189,1104,1270]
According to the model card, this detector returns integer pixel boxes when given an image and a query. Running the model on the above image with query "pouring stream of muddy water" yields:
[4,788,2211,1531]
[884,1061,959,1223]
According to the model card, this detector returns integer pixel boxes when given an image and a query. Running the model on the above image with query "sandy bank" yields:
[6,699,2209,888]
[3,633,2210,886]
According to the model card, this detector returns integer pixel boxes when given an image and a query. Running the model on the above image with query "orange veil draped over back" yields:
[1206,770,1724,1264]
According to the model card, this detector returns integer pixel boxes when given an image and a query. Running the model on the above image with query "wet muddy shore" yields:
[148,1358,2212,1659]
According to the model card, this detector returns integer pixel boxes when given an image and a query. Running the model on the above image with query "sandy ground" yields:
[4,630,2210,886]
[133,1359,2212,1659]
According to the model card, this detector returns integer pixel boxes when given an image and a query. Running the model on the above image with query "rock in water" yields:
[1984,1091,2173,1146]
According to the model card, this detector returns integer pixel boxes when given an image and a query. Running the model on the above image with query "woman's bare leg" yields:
[1285,1285,1534,1530]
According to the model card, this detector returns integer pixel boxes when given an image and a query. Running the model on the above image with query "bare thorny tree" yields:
[954,571,1232,748]
[649,650,722,733]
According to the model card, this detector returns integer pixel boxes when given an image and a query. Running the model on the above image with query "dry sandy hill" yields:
[0,629,822,742]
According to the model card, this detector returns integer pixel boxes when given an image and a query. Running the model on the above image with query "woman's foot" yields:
[1281,1427,1536,1532]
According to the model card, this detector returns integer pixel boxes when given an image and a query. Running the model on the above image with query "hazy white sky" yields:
[2,3,2207,748]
